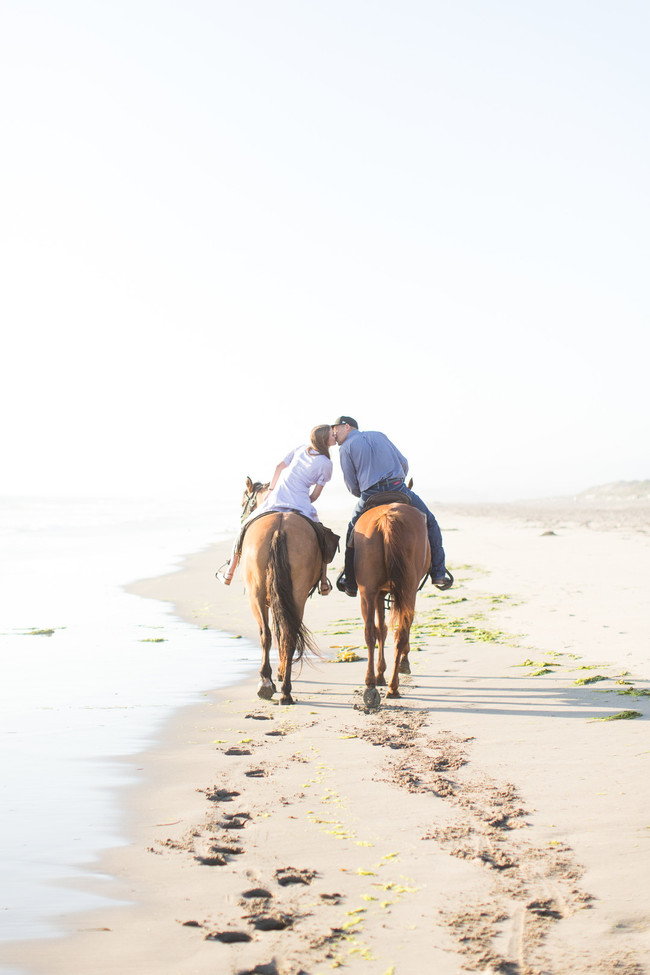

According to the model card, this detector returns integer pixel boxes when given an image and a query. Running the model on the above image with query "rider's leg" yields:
[337,497,366,595]
[319,561,332,595]
[400,487,446,581]
[216,542,239,586]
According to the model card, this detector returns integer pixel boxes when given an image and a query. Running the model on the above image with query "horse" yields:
[353,501,431,708]
[238,477,322,705]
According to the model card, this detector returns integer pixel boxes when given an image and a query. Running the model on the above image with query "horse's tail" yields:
[380,510,415,633]
[267,528,317,663]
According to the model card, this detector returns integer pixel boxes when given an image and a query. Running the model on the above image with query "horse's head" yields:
[242,476,271,522]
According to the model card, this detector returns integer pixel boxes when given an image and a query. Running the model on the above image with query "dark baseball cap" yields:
[332,415,358,428]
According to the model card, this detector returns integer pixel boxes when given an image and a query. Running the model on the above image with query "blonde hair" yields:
[309,424,331,459]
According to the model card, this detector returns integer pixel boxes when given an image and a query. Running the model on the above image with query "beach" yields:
[3,496,650,975]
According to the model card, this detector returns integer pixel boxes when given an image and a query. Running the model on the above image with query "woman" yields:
[217,424,337,592]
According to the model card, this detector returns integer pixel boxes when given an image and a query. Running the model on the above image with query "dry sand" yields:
[4,498,650,975]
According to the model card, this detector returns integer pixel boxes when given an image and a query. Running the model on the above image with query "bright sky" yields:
[3,1,648,503]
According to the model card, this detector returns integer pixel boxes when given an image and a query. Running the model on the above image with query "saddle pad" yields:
[236,509,340,563]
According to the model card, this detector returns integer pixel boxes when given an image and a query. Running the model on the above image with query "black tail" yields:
[267,529,317,662]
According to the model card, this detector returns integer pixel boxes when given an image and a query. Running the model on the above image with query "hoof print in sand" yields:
[275,867,316,886]
[195,853,227,866]
[236,963,279,975]
[211,844,244,856]
[225,747,252,756]
[252,914,293,931]
[205,930,252,943]
[245,768,266,778]
[242,888,273,899]
[220,813,252,829]
[320,892,342,904]
[526,898,564,920]
[244,713,274,721]
[203,787,241,802]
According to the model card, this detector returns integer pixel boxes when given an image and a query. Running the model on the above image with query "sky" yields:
[2,0,648,503]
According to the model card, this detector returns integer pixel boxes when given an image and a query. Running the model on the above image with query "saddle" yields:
[361,491,412,512]
[236,509,340,563]
[347,492,413,549]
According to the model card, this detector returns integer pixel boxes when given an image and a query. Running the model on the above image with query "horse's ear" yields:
[407,477,413,490]
[246,476,254,491]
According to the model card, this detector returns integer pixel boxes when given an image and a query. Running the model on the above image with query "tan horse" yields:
[239,481,322,705]
[354,502,430,708]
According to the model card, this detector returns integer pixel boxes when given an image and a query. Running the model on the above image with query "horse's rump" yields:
[356,503,428,617]
[241,513,320,664]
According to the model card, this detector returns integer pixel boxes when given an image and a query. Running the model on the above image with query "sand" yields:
[3,499,650,975]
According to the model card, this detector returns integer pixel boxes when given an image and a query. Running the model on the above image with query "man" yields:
[331,415,450,597]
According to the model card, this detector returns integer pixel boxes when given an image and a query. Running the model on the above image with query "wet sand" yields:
[4,499,650,975]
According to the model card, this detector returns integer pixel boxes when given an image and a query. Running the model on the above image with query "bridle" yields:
[242,481,270,521]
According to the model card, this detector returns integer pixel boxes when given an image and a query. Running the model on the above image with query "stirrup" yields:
[215,562,233,586]
[318,578,332,596]
[336,570,357,597]
[433,569,454,591]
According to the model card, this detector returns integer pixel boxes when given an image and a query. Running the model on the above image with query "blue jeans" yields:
[345,482,446,579]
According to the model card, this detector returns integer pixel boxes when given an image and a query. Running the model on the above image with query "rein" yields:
[242,481,270,521]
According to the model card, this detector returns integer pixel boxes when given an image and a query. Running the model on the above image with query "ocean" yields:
[0,495,258,958]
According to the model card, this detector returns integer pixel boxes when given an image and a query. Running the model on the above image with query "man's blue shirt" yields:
[338,429,409,497]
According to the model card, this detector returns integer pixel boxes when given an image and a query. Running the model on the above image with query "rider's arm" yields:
[339,445,361,497]
[269,461,288,491]
[310,483,324,503]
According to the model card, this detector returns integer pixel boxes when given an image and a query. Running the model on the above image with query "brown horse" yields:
[239,479,322,705]
[354,502,430,708]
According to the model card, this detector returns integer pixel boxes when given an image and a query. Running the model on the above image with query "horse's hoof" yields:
[363,687,381,709]
[398,659,411,675]
[386,689,401,699]
[280,695,294,706]
[257,680,275,700]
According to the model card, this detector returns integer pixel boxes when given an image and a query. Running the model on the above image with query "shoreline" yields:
[4,502,650,974]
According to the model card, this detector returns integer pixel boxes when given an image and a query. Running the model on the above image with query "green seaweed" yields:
[574,675,608,686]
[594,710,642,721]
[515,659,554,669]
[616,687,650,698]
[530,668,554,676]
[412,612,508,643]
[140,638,166,643]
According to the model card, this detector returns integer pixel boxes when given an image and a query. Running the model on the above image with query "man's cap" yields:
[332,415,358,428]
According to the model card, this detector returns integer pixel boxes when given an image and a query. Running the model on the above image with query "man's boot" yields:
[336,545,358,597]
